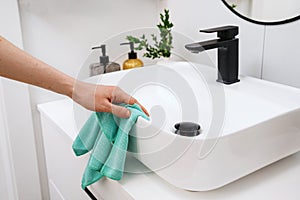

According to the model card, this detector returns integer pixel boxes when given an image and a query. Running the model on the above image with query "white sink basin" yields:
[81,61,300,191]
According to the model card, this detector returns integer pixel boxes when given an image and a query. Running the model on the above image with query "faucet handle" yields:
[200,25,238,40]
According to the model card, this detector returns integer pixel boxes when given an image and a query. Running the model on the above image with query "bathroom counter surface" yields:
[38,98,300,200]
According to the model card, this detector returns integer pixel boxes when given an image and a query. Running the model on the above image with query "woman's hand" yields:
[72,81,149,118]
[0,36,148,118]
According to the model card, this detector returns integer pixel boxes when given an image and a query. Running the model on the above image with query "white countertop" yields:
[38,98,300,199]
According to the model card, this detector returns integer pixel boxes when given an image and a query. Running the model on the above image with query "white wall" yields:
[0,83,17,200]
[0,0,42,199]
[19,0,160,79]
[262,20,300,88]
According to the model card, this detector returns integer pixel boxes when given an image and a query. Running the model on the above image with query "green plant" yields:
[126,9,174,59]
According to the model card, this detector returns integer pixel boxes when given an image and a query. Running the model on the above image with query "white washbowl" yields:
[80,61,300,191]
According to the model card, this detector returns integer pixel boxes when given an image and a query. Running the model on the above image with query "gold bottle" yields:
[120,42,144,70]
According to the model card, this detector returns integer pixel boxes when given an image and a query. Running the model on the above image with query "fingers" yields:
[75,84,149,118]
[110,104,131,118]
[140,104,150,117]
[108,103,149,118]
[112,87,150,116]
[129,97,150,116]
[111,87,132,103]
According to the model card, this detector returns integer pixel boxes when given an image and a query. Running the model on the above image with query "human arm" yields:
[0,36,149,118]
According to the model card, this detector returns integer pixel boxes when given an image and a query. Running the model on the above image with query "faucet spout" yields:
[185,39,229,53]
[185,25,240,84]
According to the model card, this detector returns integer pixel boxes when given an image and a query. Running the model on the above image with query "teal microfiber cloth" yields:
[72,103,149,189]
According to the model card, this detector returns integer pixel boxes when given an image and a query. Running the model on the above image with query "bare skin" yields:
[0,36,149,118]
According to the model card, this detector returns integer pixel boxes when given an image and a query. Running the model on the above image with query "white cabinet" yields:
[38,99,134,200]
[39,106,91,200]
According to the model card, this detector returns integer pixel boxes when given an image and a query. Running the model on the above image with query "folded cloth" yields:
[72,103,149,189]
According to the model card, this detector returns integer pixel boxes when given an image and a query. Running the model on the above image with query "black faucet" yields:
[185,25,239,84]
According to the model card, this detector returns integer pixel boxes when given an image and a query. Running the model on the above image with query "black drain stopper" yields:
[174,122,201,137]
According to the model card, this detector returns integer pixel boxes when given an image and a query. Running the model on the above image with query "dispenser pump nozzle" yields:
[91,44,109,66]
[120,42,137,59]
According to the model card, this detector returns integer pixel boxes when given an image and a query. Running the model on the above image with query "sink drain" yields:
[174,122,201,137]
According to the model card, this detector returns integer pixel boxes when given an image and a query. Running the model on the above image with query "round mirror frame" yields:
[221,0,300,25]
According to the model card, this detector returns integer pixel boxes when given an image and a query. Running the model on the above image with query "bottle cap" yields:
[120,42,137,59]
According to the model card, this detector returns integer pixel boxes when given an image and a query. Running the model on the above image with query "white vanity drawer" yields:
[40,113,90,200]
